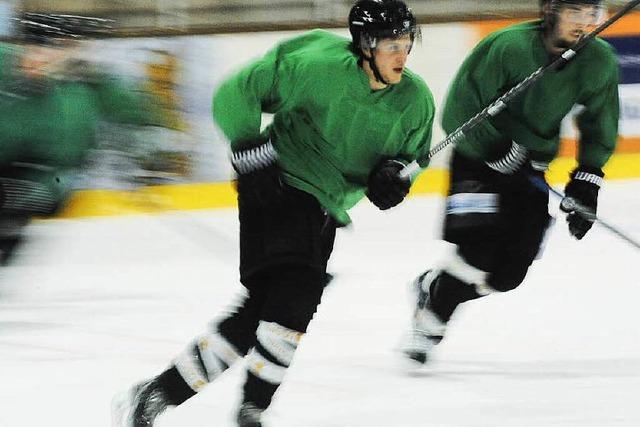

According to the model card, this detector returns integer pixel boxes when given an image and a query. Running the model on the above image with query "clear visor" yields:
[360,25,420,54]
[560,4,606,25]
[374,38,414,54]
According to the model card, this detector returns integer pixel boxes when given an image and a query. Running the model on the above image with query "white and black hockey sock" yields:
[166,330,242,403]
[243,321,303,409]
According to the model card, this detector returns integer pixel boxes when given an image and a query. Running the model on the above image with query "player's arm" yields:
[94,72,163,126]
[442,36,511,158]
[448,36,549,175]
[575,52,620,170]
[212,45,294,206]
[0,44,16,96]
[401,90,436,169]
[0,44,39,100]
[212,45,291,149]
[0,164,76,217]
[367,86,435,211]
[561,49,620,240]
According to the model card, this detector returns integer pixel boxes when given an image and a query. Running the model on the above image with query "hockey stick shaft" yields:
[528,176,640,250]
[399,0,640,179]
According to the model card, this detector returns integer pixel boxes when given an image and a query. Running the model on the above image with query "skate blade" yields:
[391,344,430,375]
[401,350,427,369]
[399,355,440,378]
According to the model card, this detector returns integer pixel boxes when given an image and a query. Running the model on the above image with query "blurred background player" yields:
[0,13,159,264]
[113,1,434,426]
[401,0,619,365]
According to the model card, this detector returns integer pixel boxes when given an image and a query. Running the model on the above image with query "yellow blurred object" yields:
[55,153,640,219]
[143,50,188,132]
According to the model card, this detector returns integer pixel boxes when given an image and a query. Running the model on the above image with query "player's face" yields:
[552,4,603,50]
[20,45,63,78]
[372,34,412,85]
[20,41,76,79]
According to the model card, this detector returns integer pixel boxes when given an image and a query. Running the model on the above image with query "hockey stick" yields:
[528,176,640,250]
[399,0,640,179]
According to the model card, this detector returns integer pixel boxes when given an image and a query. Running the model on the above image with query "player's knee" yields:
[263,264,326,332]
[440,249,493,296]
[488,244,539,292]
[488,265,529,292]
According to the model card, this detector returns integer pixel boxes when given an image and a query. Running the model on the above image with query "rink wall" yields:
[59,13,640,218]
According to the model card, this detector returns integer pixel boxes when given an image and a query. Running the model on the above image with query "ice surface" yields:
[1,180,639,427]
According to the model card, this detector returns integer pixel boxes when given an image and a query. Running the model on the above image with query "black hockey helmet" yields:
[17,13,113,44]
[540,0,605,19]
[349,0,420,53]
[349,0,419,85]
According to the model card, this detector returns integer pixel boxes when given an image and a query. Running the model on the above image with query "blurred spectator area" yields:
[16,0,550,36]
[17,0,636,36]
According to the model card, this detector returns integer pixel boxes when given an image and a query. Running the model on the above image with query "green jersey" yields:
[442,21,619,169]
[0,43,157,202]
[213,30,435,224]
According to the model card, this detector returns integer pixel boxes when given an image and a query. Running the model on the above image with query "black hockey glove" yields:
[231,137,283,207]
[560,166,603,240]
[366,159,411,210]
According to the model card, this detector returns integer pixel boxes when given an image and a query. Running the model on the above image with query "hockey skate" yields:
[111,377,172,427]
[237,402,264,427]
[401,270,447,365]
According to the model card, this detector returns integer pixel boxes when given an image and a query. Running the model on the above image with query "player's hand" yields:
[366,158,411,210]
[560,166,603,240]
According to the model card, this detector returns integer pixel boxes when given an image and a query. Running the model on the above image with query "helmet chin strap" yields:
[365,50,388,86]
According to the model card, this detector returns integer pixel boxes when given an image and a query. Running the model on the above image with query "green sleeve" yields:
[0,44,15,91]
[400,95,435,168]
[442,36,510,157]
[6,166,78,211]
[95,76,160,125]
[575,53,620,169]
[0,44,26,102]
[212,45,293,149]
[0,45,9,94]
[414,116,434,168]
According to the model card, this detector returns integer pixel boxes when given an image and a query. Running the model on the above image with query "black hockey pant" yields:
[217,184,337,409]
[432,151,552,322]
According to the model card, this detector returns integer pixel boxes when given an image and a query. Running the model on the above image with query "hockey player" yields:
[401,0,619,365]
[0,13,158,264]
[112,1,435,426]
